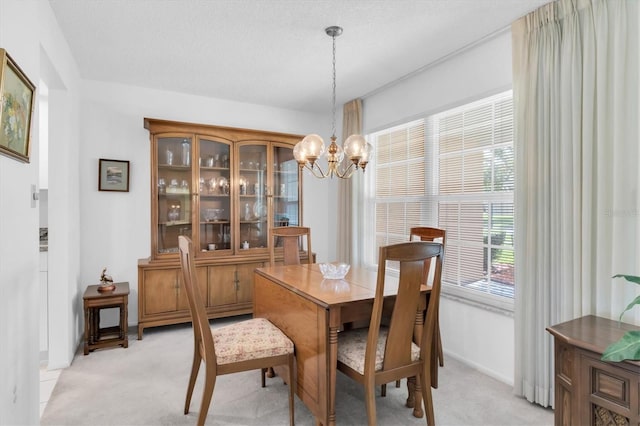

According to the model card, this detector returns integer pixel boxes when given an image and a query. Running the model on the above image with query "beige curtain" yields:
[512,0,638,407]
[337,99,363,263]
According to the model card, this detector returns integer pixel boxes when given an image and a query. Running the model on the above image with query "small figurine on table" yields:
[98,267,116,292]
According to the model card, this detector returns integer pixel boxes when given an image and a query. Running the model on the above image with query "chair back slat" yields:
[178,236,217,367]
[384,259,425,369]
[269,226,312,266]
[422,247,443,358]
[410,227,446,285]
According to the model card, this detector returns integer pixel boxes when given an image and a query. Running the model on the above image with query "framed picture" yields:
[0,49,36,163]
[99,158,130,192]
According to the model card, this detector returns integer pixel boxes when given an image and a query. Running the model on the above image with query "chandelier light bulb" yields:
[301,134,325,161]
[293,143,307,163]
[358,142,374,170]
[343,134,367,160]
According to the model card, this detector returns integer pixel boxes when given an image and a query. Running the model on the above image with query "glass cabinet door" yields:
[198,138,232,253]
[273,145,299,228]
[156,136,193,254]
[238,143,268,250]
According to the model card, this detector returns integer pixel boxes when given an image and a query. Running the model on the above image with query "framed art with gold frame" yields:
[0,49,35,163]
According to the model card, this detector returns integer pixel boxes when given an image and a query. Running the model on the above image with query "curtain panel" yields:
[337,98,363,263]
[512,0,638,407]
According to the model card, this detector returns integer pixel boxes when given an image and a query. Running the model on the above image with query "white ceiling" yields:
[48,0,549,114]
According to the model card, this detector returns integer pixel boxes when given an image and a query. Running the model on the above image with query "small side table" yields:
[83,282,129,355]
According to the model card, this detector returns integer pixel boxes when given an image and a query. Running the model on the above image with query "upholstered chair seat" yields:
[338,327,421,375]
[213,318,293,364]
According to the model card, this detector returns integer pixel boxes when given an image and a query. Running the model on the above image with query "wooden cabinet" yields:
[138,118,304,339]
[547,315,640,426]
[206,262,259,309]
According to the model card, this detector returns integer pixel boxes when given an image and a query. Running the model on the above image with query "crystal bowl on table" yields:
[319,263,350,280]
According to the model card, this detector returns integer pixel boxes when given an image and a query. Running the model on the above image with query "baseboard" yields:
[443,350,514,387]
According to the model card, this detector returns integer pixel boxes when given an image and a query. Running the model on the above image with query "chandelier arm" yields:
[305,163,329,179]
[334,162,357,179]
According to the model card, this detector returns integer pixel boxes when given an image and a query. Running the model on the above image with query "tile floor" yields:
[39,365,61,419]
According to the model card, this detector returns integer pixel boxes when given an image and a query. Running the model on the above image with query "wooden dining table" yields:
[253,263,430,426]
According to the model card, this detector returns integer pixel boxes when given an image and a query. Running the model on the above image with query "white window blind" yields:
[364,91,515,307]
[431,91,514,299]
[370,120,431,259]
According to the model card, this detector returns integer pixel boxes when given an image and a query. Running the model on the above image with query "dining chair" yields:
[382,226,447,401]
[337,241,444,426]
[410,227,446,378]
[178,236,295,426]
[268,226,312,266]
[264,225,312,380]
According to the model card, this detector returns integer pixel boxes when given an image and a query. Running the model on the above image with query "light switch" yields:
[31,184,38,208]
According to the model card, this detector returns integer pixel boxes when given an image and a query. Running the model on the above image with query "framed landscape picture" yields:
[99,158,130,192]
[0,49,35,163]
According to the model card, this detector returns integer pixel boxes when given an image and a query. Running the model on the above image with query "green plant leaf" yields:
[613,274,640,285]
[601,331,640,362]
[619,295,640,322]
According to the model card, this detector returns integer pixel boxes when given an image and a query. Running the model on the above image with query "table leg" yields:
[119,304,124,340]
[327,324,339,426]
[94,308,101,342]
[406,300,427,410]
[412,374,424,418]
[84,305,90,355]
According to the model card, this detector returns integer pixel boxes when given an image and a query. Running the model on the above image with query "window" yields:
[364,91,515,307]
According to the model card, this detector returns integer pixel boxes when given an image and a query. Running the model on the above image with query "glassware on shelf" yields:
[222,154,229,168]
[158,178,166,194]
[165,148,174,165]
[204,208,224,222]
[208,177,218,194]
[168,204,181,221]
[244,202,251,220]
[181,139,190,166]
[218,177,229,195]
[239,176,247,195]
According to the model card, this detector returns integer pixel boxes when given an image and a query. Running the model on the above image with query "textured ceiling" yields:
[48,0,549,113]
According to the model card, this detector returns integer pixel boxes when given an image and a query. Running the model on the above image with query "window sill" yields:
[441,283,514,317]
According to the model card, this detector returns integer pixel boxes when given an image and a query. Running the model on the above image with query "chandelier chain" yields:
[331,32,337,138]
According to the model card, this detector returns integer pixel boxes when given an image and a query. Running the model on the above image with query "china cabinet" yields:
[138,118,303,338]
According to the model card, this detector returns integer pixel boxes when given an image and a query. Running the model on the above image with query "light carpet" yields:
[41,316,553,425]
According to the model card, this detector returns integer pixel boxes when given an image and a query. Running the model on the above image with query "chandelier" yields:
[293,26,373,179]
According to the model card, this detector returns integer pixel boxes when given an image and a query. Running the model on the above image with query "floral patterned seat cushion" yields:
[337,327,420,375]
[212,317,294,364]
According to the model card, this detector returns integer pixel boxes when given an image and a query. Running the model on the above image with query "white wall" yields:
[78,81,333,325]
[0,0,82,423]
[363,30,517,384]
